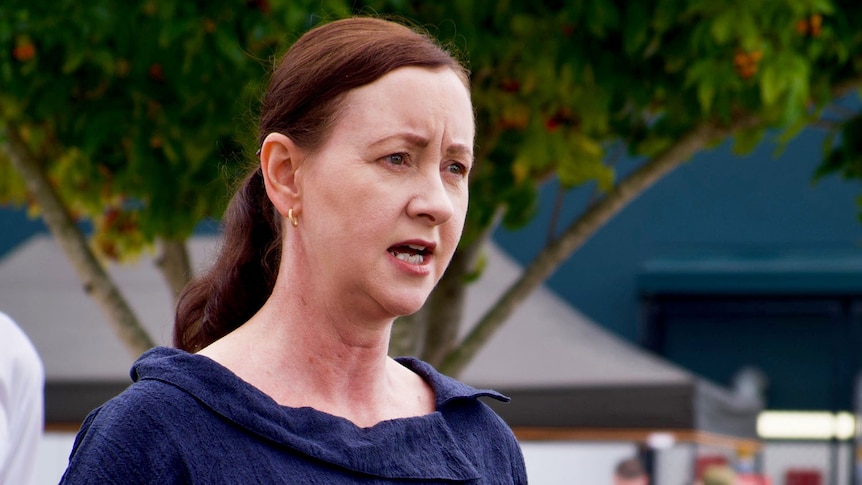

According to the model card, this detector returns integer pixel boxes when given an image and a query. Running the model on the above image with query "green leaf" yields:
[774,113,812,157]
[710,10,736,44]
[732,127,765,155]
[810,0,835,15]
[759,63,784,107]
[623,3,650,57]
[62,49,87,74]
[214,28,246,66]
[697,82,716,114]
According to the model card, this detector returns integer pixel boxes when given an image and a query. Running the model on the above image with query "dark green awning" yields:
[639,249,862,295]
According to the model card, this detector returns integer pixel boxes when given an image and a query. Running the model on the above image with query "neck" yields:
[197,282,430,427]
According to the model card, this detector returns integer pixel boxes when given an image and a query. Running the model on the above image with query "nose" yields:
[407,170,455,225]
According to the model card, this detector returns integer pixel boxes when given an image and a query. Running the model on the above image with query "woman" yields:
[60,17,527,484]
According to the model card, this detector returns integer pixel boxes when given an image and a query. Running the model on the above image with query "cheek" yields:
[323,186,394,245]
[453,189,469,226]
[446,192,469,239]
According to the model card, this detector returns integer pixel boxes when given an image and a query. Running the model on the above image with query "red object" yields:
[148,64,164,82]
[738,474,772,485]
[12,43,36,61]
[786,469,821,485]
[695,456,728,480]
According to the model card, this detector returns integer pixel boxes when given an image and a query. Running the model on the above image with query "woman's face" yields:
[294,66,474,321]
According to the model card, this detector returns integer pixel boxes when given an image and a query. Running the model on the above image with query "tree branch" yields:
[2,124,155,356]
[156,238,192,303]
[439,118,759,376]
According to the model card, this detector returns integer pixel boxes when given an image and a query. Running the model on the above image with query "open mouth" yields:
[388,244,430,265]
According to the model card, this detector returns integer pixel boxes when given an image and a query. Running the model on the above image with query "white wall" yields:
[654,445,696,485]
[35,432,75,485]
[520,441,639,485]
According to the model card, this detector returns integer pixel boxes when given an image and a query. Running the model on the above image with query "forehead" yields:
[349,65,470,101]
[336,66,475,142]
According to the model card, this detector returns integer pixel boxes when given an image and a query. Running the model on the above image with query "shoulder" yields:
[395,357,509,405]
[441,399,527,483]
[396,357,528,483]
[83,348,205,433]
[61,383,190,484]
[70,347,217,437]
[60,352,201,484]
[79,371,197,433]
[395,357,511,429]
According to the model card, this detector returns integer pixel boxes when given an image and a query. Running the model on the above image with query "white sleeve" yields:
[0,311,45,485]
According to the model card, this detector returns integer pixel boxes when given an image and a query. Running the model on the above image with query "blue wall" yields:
[494,127,862,342]
[0,209,47,257]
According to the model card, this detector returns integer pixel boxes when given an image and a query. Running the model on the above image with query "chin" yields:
[382,292,431,318]
[393,301,428,318]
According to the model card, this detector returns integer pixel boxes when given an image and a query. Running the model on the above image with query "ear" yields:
[260,132,303,218]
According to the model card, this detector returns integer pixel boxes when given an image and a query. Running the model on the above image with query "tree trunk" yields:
[2,125,155,356]
[420,244,472,366]
[438,119,757,377]
[390,312,425,357]
[156,238,192,304]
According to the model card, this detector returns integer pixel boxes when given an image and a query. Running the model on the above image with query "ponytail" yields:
[174,169,281,352]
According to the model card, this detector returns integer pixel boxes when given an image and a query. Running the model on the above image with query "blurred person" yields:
[59,16,527,484]
[0,311,44,485]
[614,457,649,485]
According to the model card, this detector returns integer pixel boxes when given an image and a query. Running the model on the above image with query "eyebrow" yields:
[446,144,475,164]
[370,133,474,162]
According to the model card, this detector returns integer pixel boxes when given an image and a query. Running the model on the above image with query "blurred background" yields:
[2,1,862,484]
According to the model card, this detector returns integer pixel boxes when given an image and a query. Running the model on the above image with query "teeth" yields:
[392,251,424,265]
[406,244,426,251]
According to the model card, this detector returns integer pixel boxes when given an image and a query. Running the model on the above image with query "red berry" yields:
[12,43,35,62]
[148,64,164,82]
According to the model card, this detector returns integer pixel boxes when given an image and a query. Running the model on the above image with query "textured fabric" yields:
[0,311,44,485]
[60,347,527,484]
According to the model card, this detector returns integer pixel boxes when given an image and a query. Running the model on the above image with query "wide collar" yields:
[131,347,507,481]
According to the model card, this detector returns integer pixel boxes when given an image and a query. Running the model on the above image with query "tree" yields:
[369,0,862,375]
[2,1,861,377]
[0,0,350,354]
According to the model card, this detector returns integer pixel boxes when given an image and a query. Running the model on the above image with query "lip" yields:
[389,239,437,255]
[387,239,437,274]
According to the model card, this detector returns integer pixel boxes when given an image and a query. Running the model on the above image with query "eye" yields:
[446,162,469,177]
[385,153,407,166]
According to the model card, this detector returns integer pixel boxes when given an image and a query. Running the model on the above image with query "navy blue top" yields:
[60,347,527,484]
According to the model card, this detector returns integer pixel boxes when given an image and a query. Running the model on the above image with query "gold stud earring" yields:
[288,208,299,228]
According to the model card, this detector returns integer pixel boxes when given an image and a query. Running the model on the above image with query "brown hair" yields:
[174,17,469,352]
